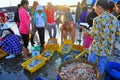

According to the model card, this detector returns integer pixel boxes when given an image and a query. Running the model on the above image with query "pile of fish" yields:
[47,39,57,44]
[28,59,42,68]
[62,44,71,52]
[64,50,80,61]
[59,62,96,80]
[43,51,52,58]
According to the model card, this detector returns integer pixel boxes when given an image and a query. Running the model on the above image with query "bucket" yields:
[34,77,44,80]
[83,33,93,48]
[106,62,120,80]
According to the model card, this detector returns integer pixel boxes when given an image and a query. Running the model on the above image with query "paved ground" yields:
[0,22,81,80]
[0,22,120,80]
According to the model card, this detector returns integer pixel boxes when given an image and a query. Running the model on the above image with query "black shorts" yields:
[21,34,29,48]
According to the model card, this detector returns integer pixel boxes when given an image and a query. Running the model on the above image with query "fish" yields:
[28,59,42,68]
[62,44,71,52]
[59,62,96,80]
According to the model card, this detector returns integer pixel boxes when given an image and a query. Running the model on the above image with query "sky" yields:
[0,0,83,8]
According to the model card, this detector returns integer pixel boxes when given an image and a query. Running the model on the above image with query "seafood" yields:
[64,50,80,61]
[62,44,71,52]
[43,51,52,58]
[28,59,42,68]
[47,39,57,44]
[59,62,96,80]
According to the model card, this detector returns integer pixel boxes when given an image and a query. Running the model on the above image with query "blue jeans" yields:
[88,52,107,75]
[48,24,57,38]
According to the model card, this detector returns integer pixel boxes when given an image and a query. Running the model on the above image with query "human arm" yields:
[70,23,75,42]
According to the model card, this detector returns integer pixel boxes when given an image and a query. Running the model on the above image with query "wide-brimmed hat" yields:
[1,30,11,38]
[36,5,44,11]
[1,22,10,29]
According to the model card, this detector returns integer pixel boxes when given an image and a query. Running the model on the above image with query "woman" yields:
[61,20,75,43]
[34,5,46,48]
[44,2,57,38]
[19,0,30,60]
[88,0,118,75]
[0,25,22,59]
[30,1,39,46]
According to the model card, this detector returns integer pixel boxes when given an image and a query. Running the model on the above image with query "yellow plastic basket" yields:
[40,50,55,61]
[44,38,59,51]
[0,49,7,59]
[72,45,85,52]
[21,55,46,74]
[47,38,57,44]
[58,40,73,55]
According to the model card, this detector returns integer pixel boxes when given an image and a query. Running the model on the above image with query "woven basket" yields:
[0,49,7,59]
[57,59,100,80]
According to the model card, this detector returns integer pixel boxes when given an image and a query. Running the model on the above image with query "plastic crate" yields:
[58,40,73,55]
[63,50,80,61]
[72,45,85,52]
[32,46,41,51]
[47,38,57,44]
[0,49,7,59]
[21,55,46,74]
[40,50,55,61]
[44,44,59,51]
[44,38,59,51]
[72,45,87,59]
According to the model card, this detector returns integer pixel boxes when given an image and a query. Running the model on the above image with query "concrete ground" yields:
[0,22,120,80]
[0,22,81,80]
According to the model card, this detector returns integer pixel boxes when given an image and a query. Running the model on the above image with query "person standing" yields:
[34,5,46,48]
[44,2,57,38]
[76,2,81,23]
[14,4,21,28]
[19,0,30,60]
[88,0,118,75]
[30,1,39,46]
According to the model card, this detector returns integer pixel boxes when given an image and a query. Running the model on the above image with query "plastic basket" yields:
[47,38,57,44]
[57,59,100,80]
[21,55,46,74]
[63,50,80,61]
[40,50,55,61]
[84,33,93,48]
[106,62,120,79]
[58,40,73,55]
[44,38,59,51]
[72,45,85,52]
[32,46,41,51]
[0,49,7,59]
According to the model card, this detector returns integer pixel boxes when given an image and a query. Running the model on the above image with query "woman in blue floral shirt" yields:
[88,0,119,75]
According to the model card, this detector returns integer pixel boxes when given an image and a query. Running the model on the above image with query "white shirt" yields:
[35,13,45,28]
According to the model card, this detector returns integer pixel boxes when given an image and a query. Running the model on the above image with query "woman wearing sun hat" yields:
[34,5,46,49]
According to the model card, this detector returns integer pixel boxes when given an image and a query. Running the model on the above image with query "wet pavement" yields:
[0,22,120,80]
[0,52,63,80]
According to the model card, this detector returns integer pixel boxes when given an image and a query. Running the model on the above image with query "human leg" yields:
[98,56,107,75]
[47,25,52,38]
[31,23,37,46]
[21,34,29,59]
[88,51,97,63]
[52,24,57,38]
[37,27,45,46]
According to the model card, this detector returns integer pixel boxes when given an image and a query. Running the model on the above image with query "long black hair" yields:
[21,0,29,6]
